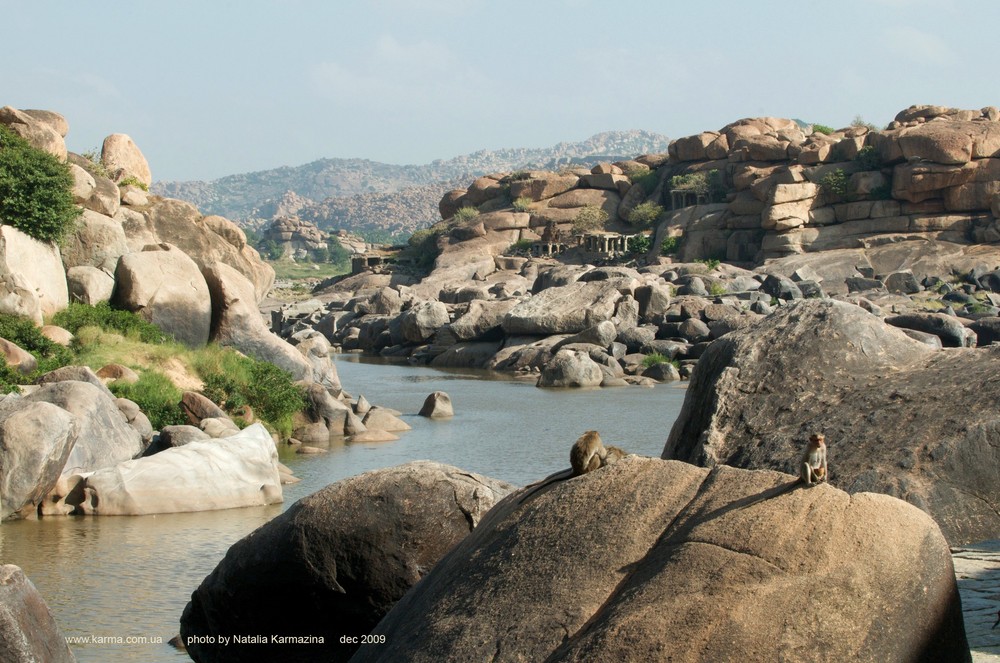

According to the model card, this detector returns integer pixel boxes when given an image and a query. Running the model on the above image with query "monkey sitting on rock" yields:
[570,430,626,476]
[799,433,828,485]
[519,431,629,502]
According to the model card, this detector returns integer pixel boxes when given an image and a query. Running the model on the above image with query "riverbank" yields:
[0,356,685,662]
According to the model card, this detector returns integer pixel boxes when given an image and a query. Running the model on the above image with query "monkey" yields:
[570,430,606,476]
[799,433,828,485]
[518,431,629,503]
[570,431,628,476]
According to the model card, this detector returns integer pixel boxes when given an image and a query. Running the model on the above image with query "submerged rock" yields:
[418,391,453,418]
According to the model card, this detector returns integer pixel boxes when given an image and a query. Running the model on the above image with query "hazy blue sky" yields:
[4,0,998,182]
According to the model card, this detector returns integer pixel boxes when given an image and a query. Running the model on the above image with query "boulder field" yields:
[275,105,1000,391]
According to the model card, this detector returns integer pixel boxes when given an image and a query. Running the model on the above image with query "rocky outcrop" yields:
[113,243,213,347]
[0,106,67,161]
[203,261,314,380]
[663,298,1000,545]
[260,216,327,260]
[0,564,77,663]
[417,391,453,418]
[179,462,514,663]
[0,399,76,520]
[100,133,152,186]
[120,197,274,300]
[25,380,142,477]
[60,209,129,274]
[0,225,69,324]
[75,424,281,516]
[354,458,967,662]
[503,280,624,335]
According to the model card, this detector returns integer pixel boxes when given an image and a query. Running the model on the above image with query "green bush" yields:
[108,370,187,430]
[506,170,531,182]
[699,258,721,271]
[629,169,660,195]
[851,115,879,132]
[669,170,726,203]
[629,234,651,255]
[51,302,172,344]
[818,169,850,198]
[0,313,72,375]
[0,358,23,394]
[641,353,674,368]
[507,238,534,254]
[811,124,835,135]
[512,196,532,212]
[854,145,882,171]
[627,202,664,228]
[670,172,707,193]
[117,175,149,191]
[405,226,442,269]
[0,125,81,244]
[572,205,609,233]
[870,182,893,200]
[706,169,727,203]
[80,147,111,178]
[709,282,728,296]
[200,352,305,438]
[660,236,679,255]
[453,206,480,223]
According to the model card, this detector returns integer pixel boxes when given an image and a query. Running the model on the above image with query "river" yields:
[0,355,687,662]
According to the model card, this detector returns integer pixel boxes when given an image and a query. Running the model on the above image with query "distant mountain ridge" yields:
[152,130,670,237]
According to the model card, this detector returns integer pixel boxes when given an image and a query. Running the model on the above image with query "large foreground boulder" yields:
[0,565,76,663]
[0,399,76,520]
[180,462,514,663]
[75,423,281,516]
[354,458,967,662]
[663,298,1000,545]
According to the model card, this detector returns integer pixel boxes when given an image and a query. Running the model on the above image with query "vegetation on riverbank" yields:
[0,303,305,436]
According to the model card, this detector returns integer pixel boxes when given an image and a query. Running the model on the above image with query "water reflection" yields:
[0,356,686,662]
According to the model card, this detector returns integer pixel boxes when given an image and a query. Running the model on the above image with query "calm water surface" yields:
[0,355,686,662]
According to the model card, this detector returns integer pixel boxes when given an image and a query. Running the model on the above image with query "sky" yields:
[4,0,999,183]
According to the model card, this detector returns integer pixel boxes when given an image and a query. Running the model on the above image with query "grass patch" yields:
[1,303,309,438]
[512,196,532,212]
[641,352,671,368]
[52,302,172,344]
[108,370,186,429]
[269,260,349,281]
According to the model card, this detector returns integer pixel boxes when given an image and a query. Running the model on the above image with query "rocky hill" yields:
[152,130,671,237]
